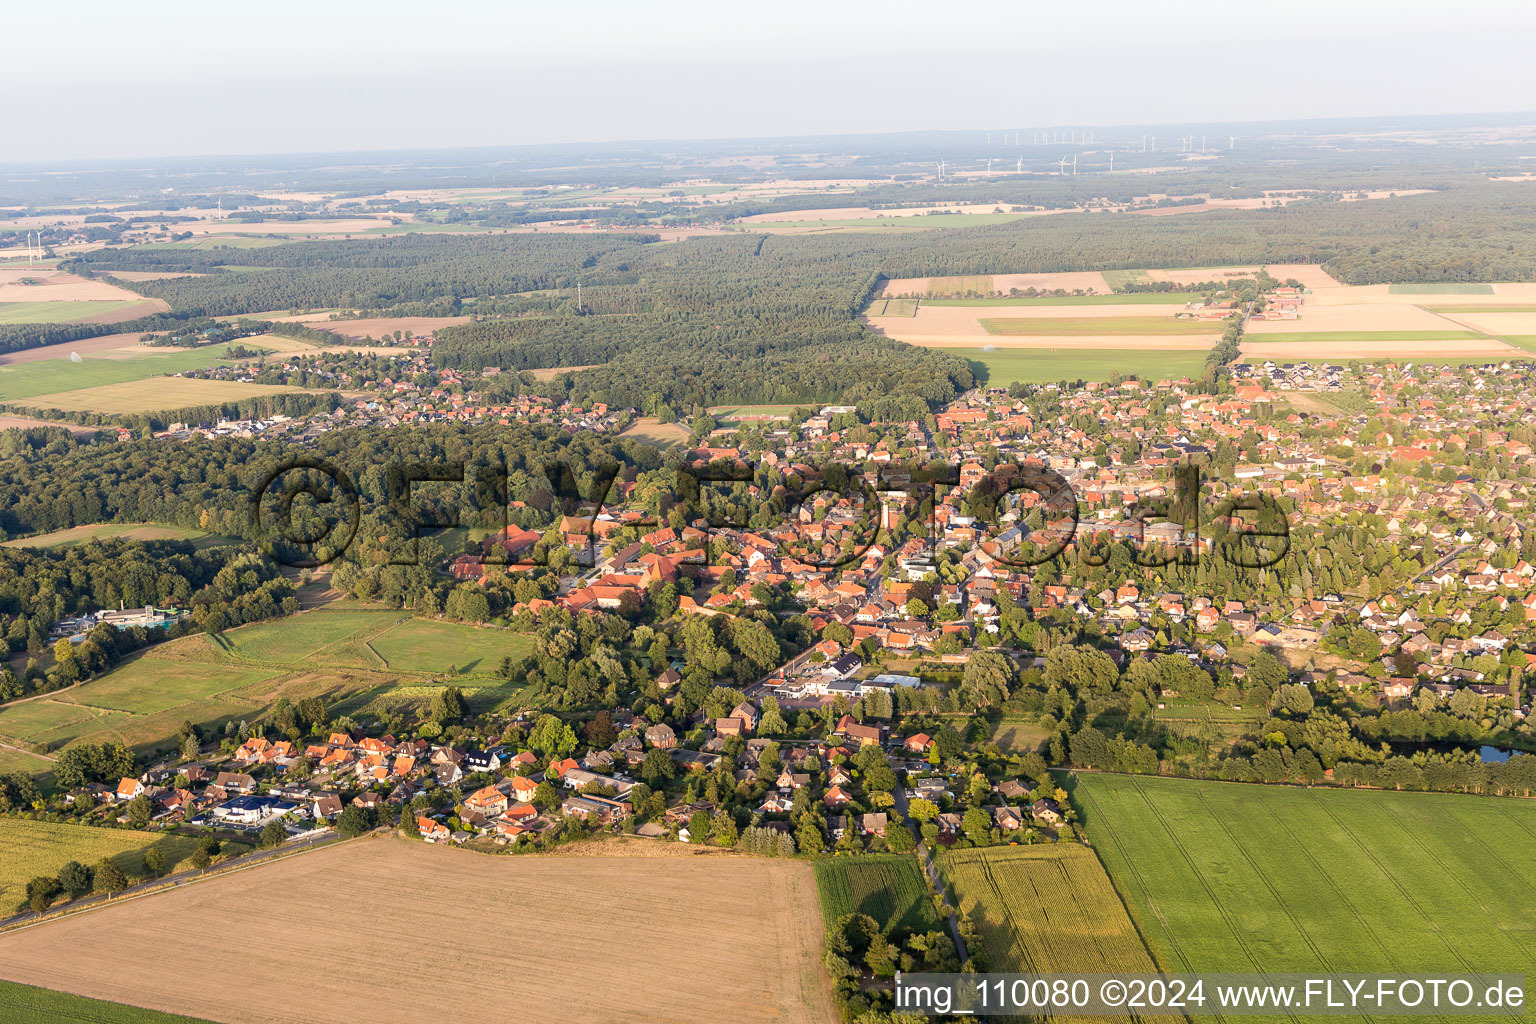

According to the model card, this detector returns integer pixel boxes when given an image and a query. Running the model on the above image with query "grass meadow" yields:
[0,980,217,1023]
[0,301,140,325]
[938,845,1180,1023]
[960,347,1209,385]
[1073,774,1536,987]
[0,341,271,403]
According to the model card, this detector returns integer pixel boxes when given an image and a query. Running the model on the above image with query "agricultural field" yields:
[882,271,1109,297]
[0,607,540,780]
[0,341,284,403]
[812,854,939,935]
[619,417,689,446]
[1073,775,1536,983]
[2,522,216,550]
[23,378,321,416]
[924,293,1198,307]
[938,845,1179,1023]
[0,838,833,1024]
[1247,330,1487,343]
[958,346,1209,385]
[865,297,918,316]
[0,270,149,303]
[0,817,201,911]
[0,982,216,1024]
[0,300,140,324]
[1389,283,1495,294]
[980,316,1219,337]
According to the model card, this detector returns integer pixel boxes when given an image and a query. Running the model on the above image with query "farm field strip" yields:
[1074,775,1536,994]
[813,854,938,934]
[955,347,1210,385]
[981,316,1221,336]
[0,838,834,1024]
[0,817,201,911]
[0,981,217,1023]
[0,300,140,324]
[938,845,1180,1024]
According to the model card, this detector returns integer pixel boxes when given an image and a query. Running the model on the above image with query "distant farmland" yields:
[959,346,1209,385]
[1074,775,1536,981]
[980,316,1221,337]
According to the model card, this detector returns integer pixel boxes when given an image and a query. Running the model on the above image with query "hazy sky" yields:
[11,0,1536,162]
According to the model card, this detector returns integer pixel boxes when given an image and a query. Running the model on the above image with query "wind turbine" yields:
[1058,155,1068,175]
[1072,155,1078,175]
[1109,151,1114,172]
[1229,135,1235,150]
[1016,156,1023,173]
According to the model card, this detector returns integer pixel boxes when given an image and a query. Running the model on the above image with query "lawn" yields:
[0,981,218,1023]
[216,609,405,666]
[938,845,1179,1022]
[0,301,140,325]
[0,341,275,403]
[0,817,201,911]
[24,378,321,416]
[812,854,939,935]
[710,404,801,424]
[925,293,1200,307]
[989,719,1052,753]
[367,618,533,676]
[981,316,1219,336]
[1073,774,1536,982]
[960,347,1209,385]
[1388,283,1495,294]
[1248,330,1487,343]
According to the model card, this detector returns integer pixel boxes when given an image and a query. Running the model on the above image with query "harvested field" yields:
[620,417,689,446]
[0,415,100,436]
[105,270,204,282]
[868,303,1216,346]
[1246,302,1467,334]
[0,838,834,1024]
[881,271,1109,296]
[22,379,322,415]
[0,270,144,303]
[981,316,1218,336]
[1389,282,1494,295]
[1240,339,1517,362]
[1264,263,1343,291]
[295,315,471,340]
[1144,266,1258,286]
[68,299,170,323]
[1437,311,1536,336]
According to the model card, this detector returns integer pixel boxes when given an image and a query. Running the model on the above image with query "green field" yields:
[989,719,1052,753]
[0,342,275,403]
[1389,283,1495,294]
[0,817,201,910]
[1101,269,1153,290]
[2,523,216,550]
[367,618,533,675]
[939,845,1178,1022]
[959,346,1210,385]
[867,297,919,316]
[0,981,216,1023]
[0,301,140,325]
[1495,335,1536,352]
[0,608,540,779]
[1074,774,1536,987]
[812,854,939,935]
[926,293,1199,307]
[980,316,1220,336]
[1249,330,1488,343]
[757,215,1034,231]
[709,404,800,424]
[129,238,289,251]
[25,378,320,416]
